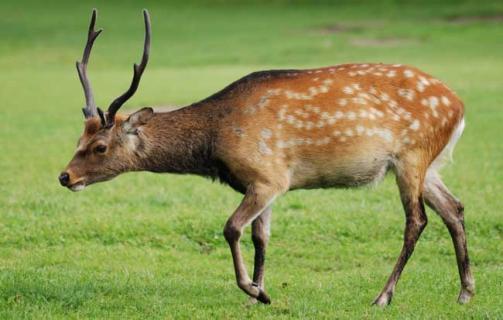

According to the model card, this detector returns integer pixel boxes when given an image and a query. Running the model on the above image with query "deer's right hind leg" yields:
[374,158,428,306]
[423,170,475,304]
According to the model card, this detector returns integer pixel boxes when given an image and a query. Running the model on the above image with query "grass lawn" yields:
[0,0,502,318]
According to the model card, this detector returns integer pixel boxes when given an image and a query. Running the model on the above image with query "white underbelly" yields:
[289,154,392,189]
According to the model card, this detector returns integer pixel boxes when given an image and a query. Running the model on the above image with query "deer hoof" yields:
[372,292,392,307]
[247,297,258,306]
[256,289,271,304]
[250,282,271,304]
[458,289,474,304]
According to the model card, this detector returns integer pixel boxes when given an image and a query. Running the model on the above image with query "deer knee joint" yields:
[252,230,269,247]
[420,213,428,227]
[456,201,465,217]
[223,222,241,242]
[408,212,427,232]
[417,214,428,231]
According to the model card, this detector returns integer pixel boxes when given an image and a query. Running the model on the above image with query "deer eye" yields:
[94,144,107,154]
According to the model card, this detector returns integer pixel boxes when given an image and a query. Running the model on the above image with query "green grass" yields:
[1,0,502,318]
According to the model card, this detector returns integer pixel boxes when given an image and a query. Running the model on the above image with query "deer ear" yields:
[123,107,154,134]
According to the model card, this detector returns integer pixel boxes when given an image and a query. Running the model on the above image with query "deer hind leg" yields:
[423,170,475,304]
[223,184,278,304]
[248,206,272,305]
[374,159,428,306]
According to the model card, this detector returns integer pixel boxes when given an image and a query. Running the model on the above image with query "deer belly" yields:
[289,154,391,189]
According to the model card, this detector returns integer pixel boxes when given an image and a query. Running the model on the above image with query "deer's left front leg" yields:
[223,184,278,304]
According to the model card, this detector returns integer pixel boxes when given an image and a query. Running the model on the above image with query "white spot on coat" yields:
[398,88,415,101]
[261,128,272,139]
[410,119,420,131]
[258,140,273,155]
[380,92,390,101]
[377,128,393,142]
[343,86,354,95]
[427,96,439,117]
[344,128,354,136]
[352,97,367,105]
[308,87,319,95]
[429,96,439,107]
[369,107,384,118]
[276,140,287,148]
[441,96,451,106]
[316,137,331,145]
[351,83,361,91]
[404,69,414,78]
[418,76,431,86]
[416,81,426,92]
[386,70,396,78]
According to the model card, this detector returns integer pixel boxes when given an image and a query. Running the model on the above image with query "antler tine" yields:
[76,8,103,119]
[106,9,151,126]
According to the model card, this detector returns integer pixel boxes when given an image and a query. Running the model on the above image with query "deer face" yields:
[59,9,151,191]
[59,108,154,191]
[60,118,121,191]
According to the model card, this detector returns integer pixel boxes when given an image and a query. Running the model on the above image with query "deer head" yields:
[59,9,153,191]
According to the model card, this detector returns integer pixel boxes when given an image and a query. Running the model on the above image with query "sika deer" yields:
[59,9,474,306]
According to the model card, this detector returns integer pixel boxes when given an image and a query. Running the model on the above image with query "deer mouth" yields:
[69,181,86,192]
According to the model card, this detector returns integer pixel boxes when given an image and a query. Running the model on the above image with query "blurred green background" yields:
[0,0,502,318]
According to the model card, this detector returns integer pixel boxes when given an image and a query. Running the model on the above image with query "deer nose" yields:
[59,172,70,186]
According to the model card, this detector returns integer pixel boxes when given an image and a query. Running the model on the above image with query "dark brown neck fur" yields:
[135,103,223,179]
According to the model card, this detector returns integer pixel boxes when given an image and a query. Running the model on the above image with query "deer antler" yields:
[106,9,151,127]
[76,9,103,121]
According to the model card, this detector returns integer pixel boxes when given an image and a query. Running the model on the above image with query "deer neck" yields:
[135,105,218,177]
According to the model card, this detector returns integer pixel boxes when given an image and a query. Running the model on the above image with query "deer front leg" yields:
[223,185,277,304]
[248,206,272,304]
